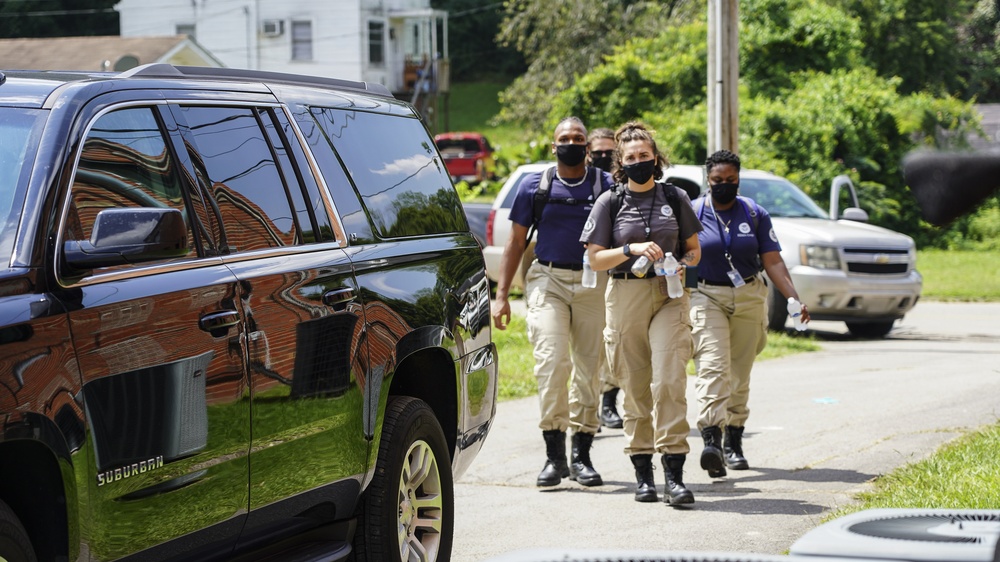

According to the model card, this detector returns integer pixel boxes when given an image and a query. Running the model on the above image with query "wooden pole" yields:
[707,0,739,156]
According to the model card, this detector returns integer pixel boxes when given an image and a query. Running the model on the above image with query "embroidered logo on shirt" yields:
[660,204,673,217]
[769,228,778,242]
[583,217,595,233]
[739,222,752,234]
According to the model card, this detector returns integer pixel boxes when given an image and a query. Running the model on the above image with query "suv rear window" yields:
[310,108,466,239]
[0,108,44,262]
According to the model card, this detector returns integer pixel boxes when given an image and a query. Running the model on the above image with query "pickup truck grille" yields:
[843,247,911,275]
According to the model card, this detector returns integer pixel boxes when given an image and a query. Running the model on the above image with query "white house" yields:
[114,0,449,95]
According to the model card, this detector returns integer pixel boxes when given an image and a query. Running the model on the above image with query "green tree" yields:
[495,0,699,126]
[956,0,1000,102]
[828,0,978,96]
[0,0,118,38]
[430,0,526,81]
[551,0,982,246]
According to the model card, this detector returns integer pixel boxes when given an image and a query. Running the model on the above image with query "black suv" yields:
[0,65,497,562]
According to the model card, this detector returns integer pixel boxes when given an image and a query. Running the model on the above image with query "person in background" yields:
[493,117,615,488]
[690,149,810,478]
[587,127,624,430]
[581,122,702,505]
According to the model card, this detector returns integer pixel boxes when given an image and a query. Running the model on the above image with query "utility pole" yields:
[707,0,739,155]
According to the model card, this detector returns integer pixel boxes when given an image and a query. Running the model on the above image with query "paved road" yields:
[453,301,1000,560]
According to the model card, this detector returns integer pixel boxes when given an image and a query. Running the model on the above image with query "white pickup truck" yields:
[485,163,921,338]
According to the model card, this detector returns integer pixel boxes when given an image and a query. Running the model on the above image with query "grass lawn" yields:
[918,248,1000,301]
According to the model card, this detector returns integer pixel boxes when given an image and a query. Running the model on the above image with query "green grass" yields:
[828,423,1000,519]
[444,82,536,152]
[918,249,1000,301]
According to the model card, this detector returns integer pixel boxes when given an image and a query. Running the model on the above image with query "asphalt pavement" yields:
[453,301,1000,561]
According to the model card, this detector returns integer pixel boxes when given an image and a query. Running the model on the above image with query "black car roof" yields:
[0,64,395,109]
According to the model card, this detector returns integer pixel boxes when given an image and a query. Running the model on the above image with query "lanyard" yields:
[627,188,656,240]
[699,197,749,263]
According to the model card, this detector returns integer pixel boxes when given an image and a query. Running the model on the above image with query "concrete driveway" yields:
[453,301,1000,560]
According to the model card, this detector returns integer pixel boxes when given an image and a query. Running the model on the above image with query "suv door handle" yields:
[323,288,355,312]
[199,310,240,334]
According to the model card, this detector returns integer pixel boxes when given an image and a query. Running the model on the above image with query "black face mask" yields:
[711,182,739,205]
[590,151,613,172]
[622,159,656,185]
[555,143,588,166]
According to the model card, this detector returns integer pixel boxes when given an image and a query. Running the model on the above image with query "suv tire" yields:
[355,397,454,562]
[0,499,36,562]
[846,321,895,338]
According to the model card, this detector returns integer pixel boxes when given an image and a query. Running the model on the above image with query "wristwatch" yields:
[622,244,631,256]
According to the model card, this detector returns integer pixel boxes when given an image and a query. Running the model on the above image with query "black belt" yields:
[611,271,646,280]
[700,276,756,287]
[538,260,583,271]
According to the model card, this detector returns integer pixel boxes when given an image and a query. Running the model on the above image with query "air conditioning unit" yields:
[261,19,284,37]
[480,548,878,562]
[790,508,1000,562]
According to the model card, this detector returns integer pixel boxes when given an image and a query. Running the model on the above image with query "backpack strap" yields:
[737,195,761,232]
[528,167,601,243]
[526,166,556,243]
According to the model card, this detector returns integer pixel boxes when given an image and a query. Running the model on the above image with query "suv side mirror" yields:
[64,208,188,270]
[840,207,870,222]
[829,175,869,222]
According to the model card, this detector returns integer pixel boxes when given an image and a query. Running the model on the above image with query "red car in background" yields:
[435,132,496,183]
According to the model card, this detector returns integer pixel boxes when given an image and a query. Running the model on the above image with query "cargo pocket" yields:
[524,266,550,310]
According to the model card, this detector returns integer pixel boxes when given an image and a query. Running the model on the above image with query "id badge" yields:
[727,269,746,288]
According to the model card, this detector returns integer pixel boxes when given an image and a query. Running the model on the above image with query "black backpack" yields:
[525,166,603,243]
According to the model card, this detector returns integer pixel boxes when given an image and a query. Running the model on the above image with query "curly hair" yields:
[612,121,668,184]
[705,149,741,173]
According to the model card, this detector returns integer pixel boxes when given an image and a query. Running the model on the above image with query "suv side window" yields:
[309,108,466,238]
[64,106,199,269]
[177,105,300,252]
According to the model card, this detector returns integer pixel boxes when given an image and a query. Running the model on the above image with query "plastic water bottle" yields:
[660,252,684,298]
[787,297,808,331]
[582,252,597,288]
[631,255,652,277]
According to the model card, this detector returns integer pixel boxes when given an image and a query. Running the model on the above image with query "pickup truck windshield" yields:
[0,108,44,262]
[740,177,828,219]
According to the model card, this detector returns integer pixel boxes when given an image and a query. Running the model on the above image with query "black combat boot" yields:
[724,425,749,470]
[600,388,623,429]
[662,454,695,505]
[630,454,658,502]
[569,432,603,486]
[700,426,726,478]
[536,430,569,486]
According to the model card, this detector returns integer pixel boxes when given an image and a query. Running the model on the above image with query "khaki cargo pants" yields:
[524,261,608,434]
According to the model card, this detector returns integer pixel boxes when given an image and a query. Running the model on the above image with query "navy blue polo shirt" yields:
[509,167,614,264]
[694,196,781,282]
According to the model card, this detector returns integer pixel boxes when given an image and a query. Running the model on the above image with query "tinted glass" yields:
[179,105,298,252]
[259,108,317,243]
[65,107,197,266]
[0,108,43,263]
[310,108,466,238]
[740,177,828,219]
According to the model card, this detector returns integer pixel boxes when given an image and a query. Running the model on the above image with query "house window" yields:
[368,20,385,65]
[292,20,313,61]
[176,23,195,40]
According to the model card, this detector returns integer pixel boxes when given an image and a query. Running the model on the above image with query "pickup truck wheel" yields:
[766,286,788,331]
[356,397,453,562]
[846,321,895,338]
[0,499,36,562]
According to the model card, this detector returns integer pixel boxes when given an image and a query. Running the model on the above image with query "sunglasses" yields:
[590,150,614,158]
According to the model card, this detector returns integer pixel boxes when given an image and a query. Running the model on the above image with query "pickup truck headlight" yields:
[800,245,841,270]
